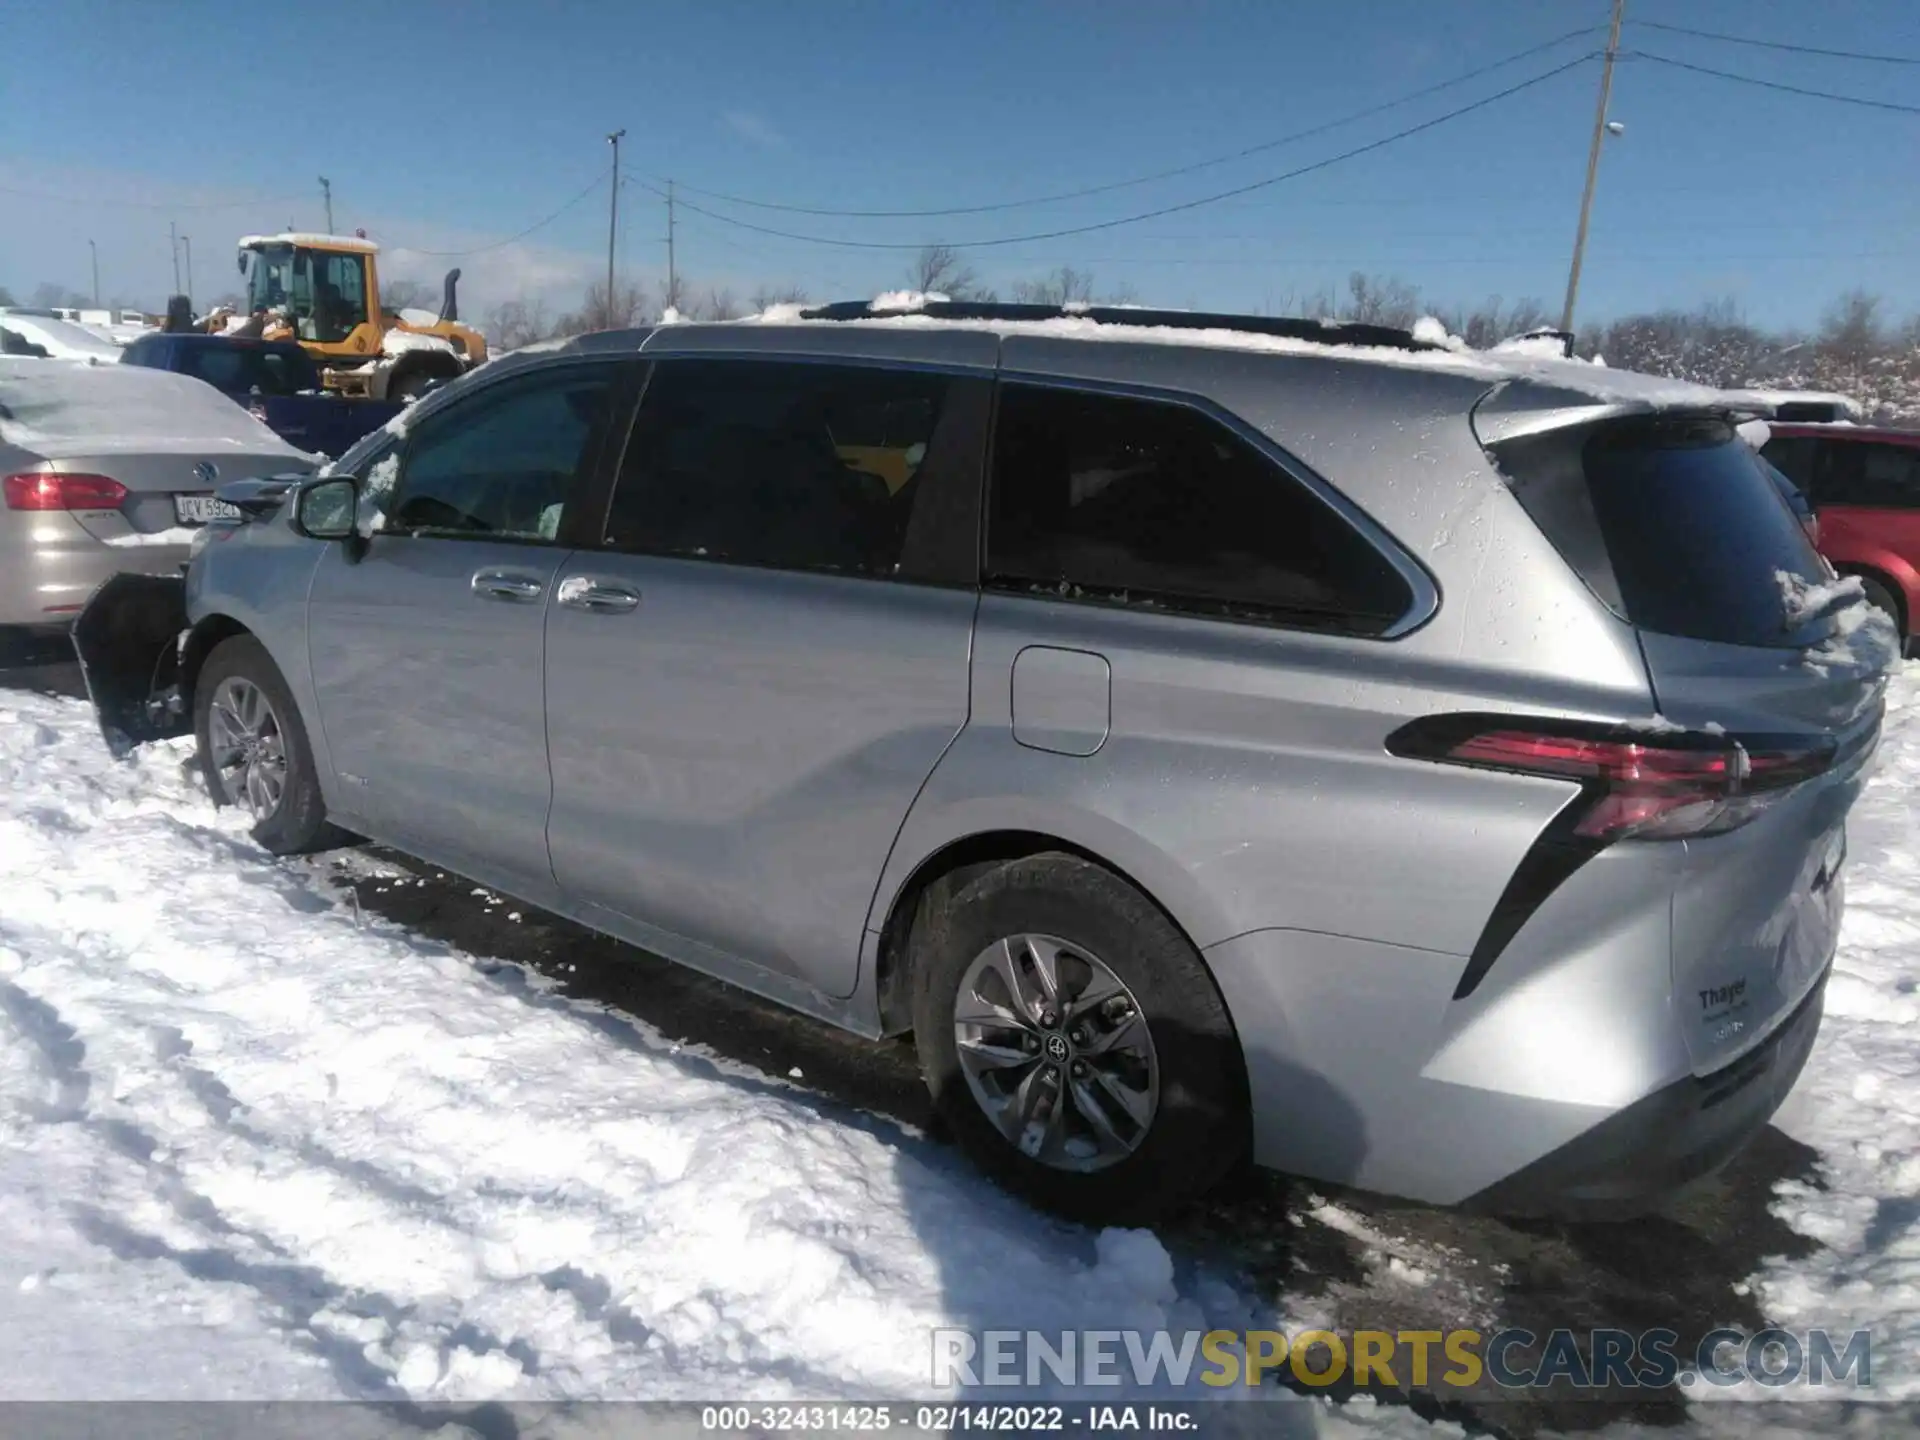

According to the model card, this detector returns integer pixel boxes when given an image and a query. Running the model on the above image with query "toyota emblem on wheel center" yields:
[1044,1032,1071,1064]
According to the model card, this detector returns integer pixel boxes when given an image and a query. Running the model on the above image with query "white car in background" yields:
[0,311,125,363]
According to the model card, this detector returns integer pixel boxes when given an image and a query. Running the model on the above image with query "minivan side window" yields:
[379,365,617,542]
[1823,441,1920,509]
[985,383,1413,634]
[604,358,957,579]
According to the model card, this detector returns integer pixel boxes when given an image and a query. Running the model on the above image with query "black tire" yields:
[1854,574,1905,640]
[910,852,1248,1223]
[194,635,348,855]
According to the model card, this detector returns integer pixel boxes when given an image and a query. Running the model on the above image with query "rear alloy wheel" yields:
[194,635,348,855]
[912,852,1248,1223]
[953,933,1160,1171]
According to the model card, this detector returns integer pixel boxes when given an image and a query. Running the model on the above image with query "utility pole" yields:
[169,220,181,295]
[1560,0,1626,336]
[181,235,194,307]
[88,240,99,307]
[320,176,334,233]
[666,178,677,313]
[605,130,625,320]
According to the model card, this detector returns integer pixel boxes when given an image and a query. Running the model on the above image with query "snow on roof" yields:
[729,304,1726,411]
[0,358,311,460]
[0,313,124,362]
[239,232,381,255]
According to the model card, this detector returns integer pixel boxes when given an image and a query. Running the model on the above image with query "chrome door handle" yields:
[471,570,546,602]
[556,575,641,614]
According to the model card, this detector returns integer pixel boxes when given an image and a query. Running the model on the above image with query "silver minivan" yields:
[83,303,1891,1222]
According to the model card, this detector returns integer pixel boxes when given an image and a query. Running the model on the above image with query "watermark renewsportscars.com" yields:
[932,1326,1873,1392]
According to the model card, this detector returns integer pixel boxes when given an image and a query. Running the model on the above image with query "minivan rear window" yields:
[1497,415,1829,649]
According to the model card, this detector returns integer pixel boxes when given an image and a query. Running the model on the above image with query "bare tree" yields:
[1820,289,1881,367]
[1010,266,1098,306]
[686,286,744,321]
[748,282,810,312]
[0,285,15,307]
[1338,272,1424,329]
[485,297,556,351]
[907,245,980,299]
[557,279,650,335]
[1434,295,1553,348]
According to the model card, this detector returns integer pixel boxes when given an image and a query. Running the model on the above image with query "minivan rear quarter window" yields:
[1499,415,1829,649]
[985,383,1413,634]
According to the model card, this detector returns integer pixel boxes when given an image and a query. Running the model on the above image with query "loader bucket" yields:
[72,572,192,755]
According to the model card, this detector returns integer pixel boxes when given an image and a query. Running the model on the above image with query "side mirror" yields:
[291,476,359,541]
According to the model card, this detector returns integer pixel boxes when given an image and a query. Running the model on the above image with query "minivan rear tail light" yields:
[1389,713,1845,1000]
[1387,715,1836,843]
[3,472,129,511]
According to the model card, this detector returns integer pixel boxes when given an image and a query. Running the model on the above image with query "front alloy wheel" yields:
[953,933,1160,1172]
[205,675,288,820]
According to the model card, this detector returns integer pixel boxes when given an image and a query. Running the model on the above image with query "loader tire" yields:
[194,635,348,855]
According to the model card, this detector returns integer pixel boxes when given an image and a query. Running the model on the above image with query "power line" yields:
[1627,50,1920,115]
[627,52,1596,252]
[384,170,612,257]
[641,25,1602,220]
[1632,18,1920,66]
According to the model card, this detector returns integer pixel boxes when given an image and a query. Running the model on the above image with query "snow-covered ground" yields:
[1,668,1917,1432]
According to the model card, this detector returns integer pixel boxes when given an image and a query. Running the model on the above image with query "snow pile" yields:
[1777,571,1903,677]
[1490,333,1572,360]
[1736,418,1772,450]
[1409,316,1464,351]
[380,329,455,359]
[868,290,947,311]
[1759,663,1920,1399]
[0,694,1313,1409]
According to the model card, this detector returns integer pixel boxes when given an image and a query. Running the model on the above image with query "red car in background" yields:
[1762,424,1920,652]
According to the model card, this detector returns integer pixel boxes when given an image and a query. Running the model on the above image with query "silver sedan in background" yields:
[0,358,314,632]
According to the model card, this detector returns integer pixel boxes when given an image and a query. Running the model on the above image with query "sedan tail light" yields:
[4,472,129,511]
[1387,715,1836,843]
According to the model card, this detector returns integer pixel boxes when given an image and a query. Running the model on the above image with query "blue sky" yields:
[3,0,1916,332]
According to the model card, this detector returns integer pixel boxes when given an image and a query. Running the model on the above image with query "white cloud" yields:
[720,109,787,150]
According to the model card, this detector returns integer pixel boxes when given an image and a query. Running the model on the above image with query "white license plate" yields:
[175,494,242,524]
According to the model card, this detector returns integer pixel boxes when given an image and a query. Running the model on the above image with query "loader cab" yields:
[240,235,380,354]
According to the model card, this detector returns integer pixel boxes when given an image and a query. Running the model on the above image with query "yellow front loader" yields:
[236,232,488,401]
